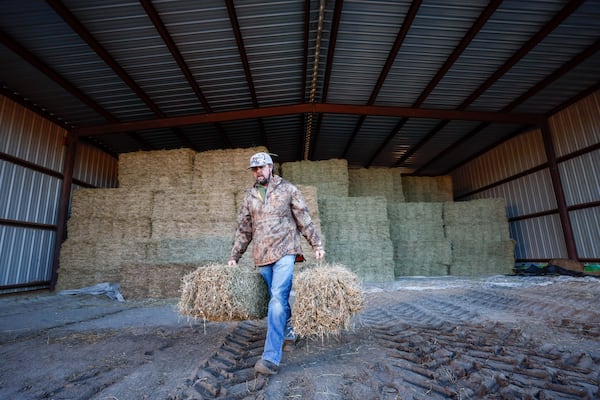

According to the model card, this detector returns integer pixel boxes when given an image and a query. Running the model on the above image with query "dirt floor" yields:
[1,275,599,400]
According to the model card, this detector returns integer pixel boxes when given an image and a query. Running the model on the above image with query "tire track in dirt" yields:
[169,320,269,399]
[362,287,600,399]
[169,283,600,399]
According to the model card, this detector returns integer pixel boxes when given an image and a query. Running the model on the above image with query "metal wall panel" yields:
[559,149,600,206]
[549,91,600,157]
[452,128,546,197]
[0,96,66,171]
[0,160,61,224]
[510,215,567,260]
[570,207,600,259]
[467,169,557,218]
[1,95,117,292]
[0,226,55,287]
[73,142,118,188]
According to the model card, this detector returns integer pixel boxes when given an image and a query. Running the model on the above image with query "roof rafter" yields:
[47,0,198,150]
[342,0,422,160]
[225,0,267,149]
[400,0,586,171]
[366,0,503,167]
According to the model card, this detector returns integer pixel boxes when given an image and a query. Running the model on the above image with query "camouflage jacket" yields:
[230,175,323,266]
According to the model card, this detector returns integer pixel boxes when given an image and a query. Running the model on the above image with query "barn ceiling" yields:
[1,0,599,175]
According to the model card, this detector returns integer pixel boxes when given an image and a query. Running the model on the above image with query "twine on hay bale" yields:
[291,263,364,339]
[178,263,268,321]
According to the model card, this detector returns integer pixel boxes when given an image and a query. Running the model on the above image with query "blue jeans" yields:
[258,254,295,365]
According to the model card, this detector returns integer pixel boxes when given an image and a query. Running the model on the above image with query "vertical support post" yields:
[540,120,578,260]
[50,131,78,291]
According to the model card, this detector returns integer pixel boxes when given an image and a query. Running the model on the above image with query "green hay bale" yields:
[178,263,268,321]
[393,240,452,276]
[450,240,516,276]
[291,263,364,339]
[402,176,453,202]
[388,202,445,242]
[281,159,349,197]
[349,168,394,199]
[318,196,395,282]
[67,216,152,242]
[443,198,508,225]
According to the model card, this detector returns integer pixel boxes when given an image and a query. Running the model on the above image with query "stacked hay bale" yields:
[348,167,405,202]
[118,148,195,189]
[402,175,453,202]
[388,202,452,276]
[193,146,268,193]
[318,196,395,282]
[281,159,349,197]
[444,198,515,275]
[57,188,153,291]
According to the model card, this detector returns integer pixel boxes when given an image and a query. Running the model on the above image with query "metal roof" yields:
[1,0,599,174]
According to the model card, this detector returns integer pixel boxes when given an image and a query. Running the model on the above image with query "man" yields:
[228,152,325,375]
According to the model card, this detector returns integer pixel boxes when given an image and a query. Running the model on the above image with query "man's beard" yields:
[256,173,270,186]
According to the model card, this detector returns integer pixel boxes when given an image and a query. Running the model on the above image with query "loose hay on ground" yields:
[178,263,268,321]
[291,263,364,339]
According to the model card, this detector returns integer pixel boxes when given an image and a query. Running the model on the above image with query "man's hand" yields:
[228,259,237,266]
[315,249,325,260]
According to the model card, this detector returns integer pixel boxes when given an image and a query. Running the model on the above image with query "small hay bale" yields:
[291,263,364,339]
[178,263,268,321]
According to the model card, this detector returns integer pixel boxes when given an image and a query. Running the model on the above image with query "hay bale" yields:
[349,168,394,199]
[281,159,349,197]
[393,241,452,276]
[140,238,232,264]
[291,263,364,339]
[388,202,445,242]
[402,176,453,202]
[178,263,268,321]
[67,216,151,242]
[450,240,516,276]
[443,198,507,225]
[193,146,269,192]
[57,240,130,290]
[118,148,195,189]
[319,196,395,282]
[152,188,237,223]
[70,188,153,219]
[120,263,199,299]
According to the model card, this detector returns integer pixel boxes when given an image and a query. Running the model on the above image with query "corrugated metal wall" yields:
[0,95,117,293]
[452,90,600,262]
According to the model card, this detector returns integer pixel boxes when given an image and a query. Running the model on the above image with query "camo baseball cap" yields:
[249,152,273,168]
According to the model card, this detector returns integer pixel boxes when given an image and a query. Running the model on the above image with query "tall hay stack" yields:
[444,198,515,275]
[402,176,453,202]
[318,196,395,282]
[57,188,154,291]
[388,202,451,276]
